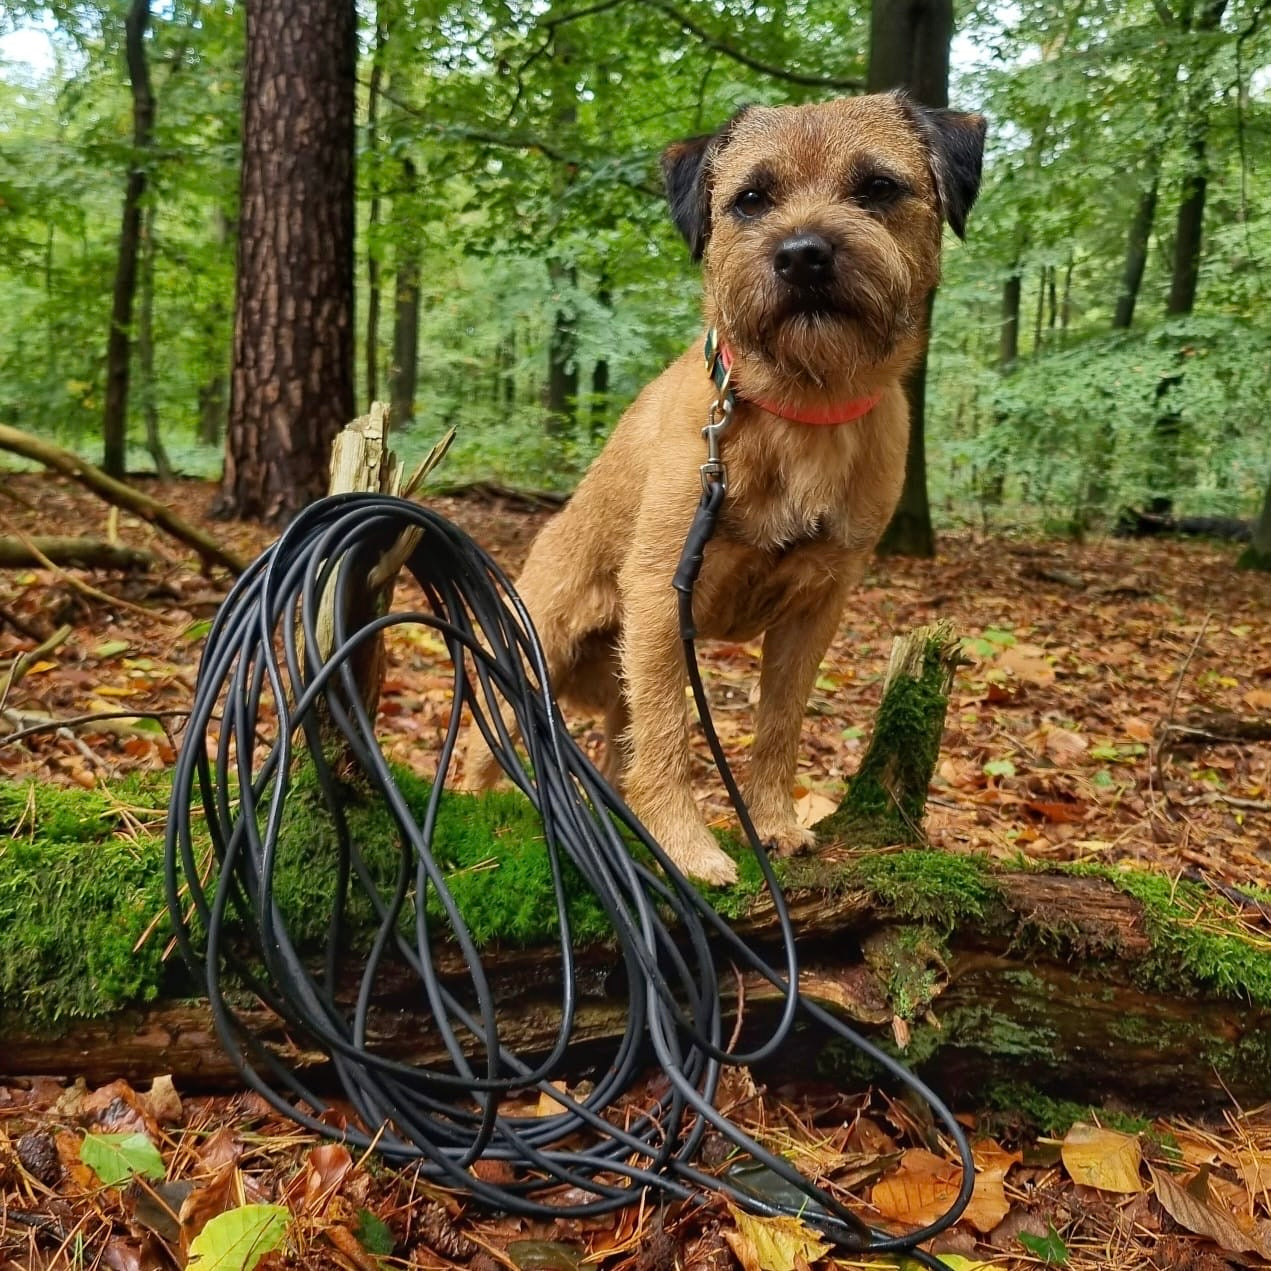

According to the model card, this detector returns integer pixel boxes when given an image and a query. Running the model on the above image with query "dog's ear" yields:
[661,108,750,261]
[895,94,987,239]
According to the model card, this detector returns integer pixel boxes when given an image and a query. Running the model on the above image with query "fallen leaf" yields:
[302,1143,353,1212]
[964,1140,1022,1234]
[1243,688,1271,711]
[871,1148,962,1228]
[180,1163,241,1254]
[1061,1123,1143,1194]
[186,1203,289,1271]
[1044,727,1088,766]
[139,1076,182,1127]
[793,789,838,828]
[999,646,1056,686]
[723,1208,830,1271]
[1148,1163,1271,1258]
[80,1132,166,1188]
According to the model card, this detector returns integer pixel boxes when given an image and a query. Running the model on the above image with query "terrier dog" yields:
[464,92,985,884]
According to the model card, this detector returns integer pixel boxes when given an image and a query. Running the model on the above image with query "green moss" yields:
[1060,863,1271,1007]
[850,849,999,928]
[0,776,174,1022]
[818,634,953,846]
[984,1081,1151,1136]
[864,926,949,1021]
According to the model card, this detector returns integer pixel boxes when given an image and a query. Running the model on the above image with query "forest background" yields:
[2,0,1270,553]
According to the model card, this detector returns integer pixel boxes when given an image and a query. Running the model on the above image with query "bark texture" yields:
[101,0,155,480]
[3,871,1266,1112]
[388,159,421,431]
[219,0,357,523]
[869,0,953,559]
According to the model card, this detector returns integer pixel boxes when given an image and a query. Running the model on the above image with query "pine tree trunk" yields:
[364,13,387,407]
[218,0,357,523]
[388,159,421,431]
[869,0,953,560]
[101,0,154,480]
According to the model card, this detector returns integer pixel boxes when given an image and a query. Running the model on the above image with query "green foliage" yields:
[984,1081,1151,1136]
[186,1204,289,1271]
[1018,1225,1070,1265]
[79,1131,166,1186]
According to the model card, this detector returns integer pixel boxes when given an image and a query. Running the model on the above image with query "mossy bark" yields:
[816,621,960,846]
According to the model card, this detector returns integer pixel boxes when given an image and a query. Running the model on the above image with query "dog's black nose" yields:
[774,233,834,287]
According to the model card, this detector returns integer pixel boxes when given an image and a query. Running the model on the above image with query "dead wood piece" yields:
[3,871,1265,1111]
[0,423,245,575]
[1170,713,1271,745]
[0,536,158,572]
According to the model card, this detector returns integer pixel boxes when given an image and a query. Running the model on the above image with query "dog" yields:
[463,92,985,885]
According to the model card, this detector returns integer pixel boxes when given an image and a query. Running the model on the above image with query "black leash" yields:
[165,481,972,1265]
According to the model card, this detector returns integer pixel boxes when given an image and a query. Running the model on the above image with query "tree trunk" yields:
[218,0,357,523]
[197,206,231,447]
[999,272,1021,368]
[388,161,421,430]
[1113,168,1160,329]
[590,281,611,439]
[1166,0,1228,316]
[1031,266,1047,354]
[101,0,155,480]
[364,12,387,407]
[868,0,953,560]
[138,203,173,481]
[1237,470,1271,571]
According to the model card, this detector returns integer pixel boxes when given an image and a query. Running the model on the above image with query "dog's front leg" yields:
[619,565,738,887]
[746,583,851,857]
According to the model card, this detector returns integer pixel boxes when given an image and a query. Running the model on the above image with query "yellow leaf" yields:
[1061,1122,1143,1193]
[23,660,58,676]
[94,685,137,697]
[724,1207,830,1271]
[871,1148,962,1228]
[794,789,838,828]
[535,1081,570,1117]
[963,1140,1022,1233]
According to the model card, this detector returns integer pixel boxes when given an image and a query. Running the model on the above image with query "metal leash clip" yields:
[701,367,734,494]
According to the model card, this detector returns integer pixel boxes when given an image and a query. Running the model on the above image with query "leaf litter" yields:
[3,476,1271,1269]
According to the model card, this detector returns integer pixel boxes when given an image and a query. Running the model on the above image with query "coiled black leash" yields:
[165,483,973,1266]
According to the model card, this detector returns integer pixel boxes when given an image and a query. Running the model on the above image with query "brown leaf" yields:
[302,1142,354,1213]
[1043,726,1088,766]
[1061,1122,1143,1194]
[325,1224,385,1271]
[999,645,1057,687]
[871,1148,962,1229]
[178,1162,241,1254]
[964,1140,1022,1234]
[139,1076,182,1128]
[196,1127,243,1173]
[1025,798,1087,824]
[1149,1163,1271,1258]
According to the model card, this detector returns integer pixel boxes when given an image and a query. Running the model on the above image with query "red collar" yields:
[707,336,881,426]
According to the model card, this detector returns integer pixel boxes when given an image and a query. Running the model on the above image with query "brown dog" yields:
[464,92,985,884]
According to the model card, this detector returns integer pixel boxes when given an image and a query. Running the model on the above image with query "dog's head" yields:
[662,93,985,396]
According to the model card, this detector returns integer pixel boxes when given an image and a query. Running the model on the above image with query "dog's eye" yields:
[733,188,771,218]
[856,176,903,207]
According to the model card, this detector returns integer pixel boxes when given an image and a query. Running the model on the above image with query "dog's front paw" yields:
[756,821,817,859]
[653,820,739,887]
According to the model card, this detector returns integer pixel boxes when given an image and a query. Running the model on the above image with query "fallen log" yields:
[0,423,245,575]
[0,536,157,571]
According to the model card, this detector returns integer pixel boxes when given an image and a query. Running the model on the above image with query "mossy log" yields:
[3,619,1270,1113]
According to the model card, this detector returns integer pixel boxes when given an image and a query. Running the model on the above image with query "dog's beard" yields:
[723,281,911,389]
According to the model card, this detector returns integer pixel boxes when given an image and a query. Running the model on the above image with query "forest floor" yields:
[2,472,1270,1271]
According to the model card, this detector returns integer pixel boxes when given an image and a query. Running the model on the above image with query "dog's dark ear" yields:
[896,95,987,239]
[661,109,749,261]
